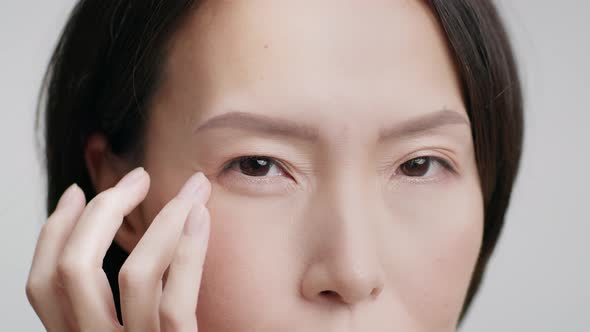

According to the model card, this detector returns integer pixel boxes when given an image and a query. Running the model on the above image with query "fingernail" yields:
[57,183,79,209]
[177,172,207,200]
[194,180,210,203]
[116,167,145,188]
[184,203,207,235]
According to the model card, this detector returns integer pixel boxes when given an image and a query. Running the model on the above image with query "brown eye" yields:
[399,157,433,177]
[229,156,283,177]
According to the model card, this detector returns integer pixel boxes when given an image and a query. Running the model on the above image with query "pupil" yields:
[401,157,430,177]
[239,157,271,176]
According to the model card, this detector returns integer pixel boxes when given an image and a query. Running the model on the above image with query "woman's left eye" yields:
[222,156,286,177]
[397,156,454,178]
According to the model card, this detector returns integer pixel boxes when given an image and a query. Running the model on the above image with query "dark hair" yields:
[37,0,523,325]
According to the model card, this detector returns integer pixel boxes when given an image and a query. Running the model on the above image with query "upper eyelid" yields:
[425,156,455,172]
[398,150,459,172]
[390,156,449,176]
[376,150,455,173]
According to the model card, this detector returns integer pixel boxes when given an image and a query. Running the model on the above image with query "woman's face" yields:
[131,1,483,331]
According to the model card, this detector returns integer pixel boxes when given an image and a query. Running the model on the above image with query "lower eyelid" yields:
[218,171,299,196]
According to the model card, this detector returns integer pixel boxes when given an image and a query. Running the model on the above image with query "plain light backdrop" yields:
[1,1,588,331]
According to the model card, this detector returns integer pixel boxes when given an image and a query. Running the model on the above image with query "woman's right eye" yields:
[222,156,287,178]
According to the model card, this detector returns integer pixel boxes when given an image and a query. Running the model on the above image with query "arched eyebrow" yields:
[194,109,470,142]
[194,111,320,141]
[377,109,470,142]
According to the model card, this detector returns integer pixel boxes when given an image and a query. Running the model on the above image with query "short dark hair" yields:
[37,0,523,325]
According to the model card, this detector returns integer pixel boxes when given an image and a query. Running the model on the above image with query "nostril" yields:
[370,286,382,298]
[319,290,341,301]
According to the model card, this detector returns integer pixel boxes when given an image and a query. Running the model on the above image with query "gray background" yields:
[1,1,588,331]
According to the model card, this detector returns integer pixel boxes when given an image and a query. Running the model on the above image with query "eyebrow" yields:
[194,111,320,141]
[378,109,470,142]
[193,109,470,142]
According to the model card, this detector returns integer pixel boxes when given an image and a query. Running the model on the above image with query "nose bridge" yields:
[326,165,374,238]
[301,163,385,305]
[324,165,379,269]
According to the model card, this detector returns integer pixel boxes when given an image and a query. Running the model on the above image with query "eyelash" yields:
[220,154,457,186]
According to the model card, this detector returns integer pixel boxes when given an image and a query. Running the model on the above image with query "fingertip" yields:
[119,167,151,200]
[115,167,146,188]
[56,183,83,211]
[70,183,87,207]
[197,173,212,205]
[141,168,151,189]
[46,184,86,229]
[183,203,207,236]
[134,168,151,193]
[203,176,212,200]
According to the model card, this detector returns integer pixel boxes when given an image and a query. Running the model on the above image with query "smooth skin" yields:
[28,0,484,331]
[26,168,212,331]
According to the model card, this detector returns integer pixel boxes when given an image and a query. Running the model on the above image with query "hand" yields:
[26,167,211,332]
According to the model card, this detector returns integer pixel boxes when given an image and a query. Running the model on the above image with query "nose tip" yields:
[301,264,385,306]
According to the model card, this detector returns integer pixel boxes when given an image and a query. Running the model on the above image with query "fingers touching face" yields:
[27,169,212,332]
[119,172,210,331]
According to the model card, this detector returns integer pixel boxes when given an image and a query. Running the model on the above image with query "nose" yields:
[300,176,385,306]
[301,260,384,305]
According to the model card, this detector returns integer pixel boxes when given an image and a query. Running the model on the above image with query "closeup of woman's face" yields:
[123,0,484,330]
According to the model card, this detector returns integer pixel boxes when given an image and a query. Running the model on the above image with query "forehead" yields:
[158,0,464,134]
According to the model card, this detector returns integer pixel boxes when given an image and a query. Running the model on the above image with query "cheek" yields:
[185,173,482,331]
[385,179,484,328]
[196,184,301,330]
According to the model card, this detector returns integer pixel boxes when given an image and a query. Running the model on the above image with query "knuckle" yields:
[25,278,44,305]
[172,244,193,267]
[118,263,154,294]
[118,264,141,290]
[159,302,184,330]
[56,255,84,285]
